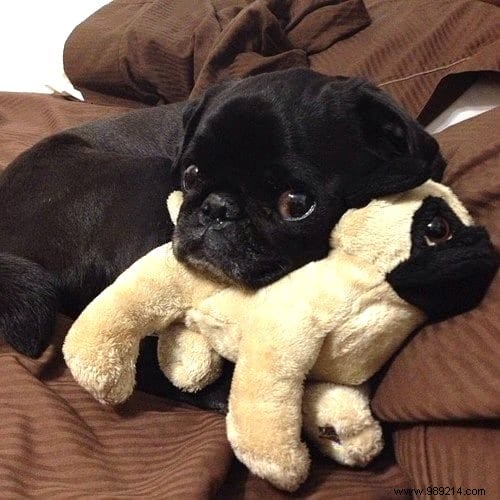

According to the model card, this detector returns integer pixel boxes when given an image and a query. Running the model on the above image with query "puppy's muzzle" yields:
[199,192,241,227]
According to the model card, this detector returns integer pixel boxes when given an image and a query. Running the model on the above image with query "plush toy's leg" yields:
[302,382,383,467]
[226,313,329,492]
[63,245,198,405]
[157,324,223,392]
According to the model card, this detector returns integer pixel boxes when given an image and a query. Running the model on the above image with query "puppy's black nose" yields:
[200,192,241,223]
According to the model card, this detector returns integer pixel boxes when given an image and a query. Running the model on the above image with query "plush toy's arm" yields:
[157,325,223,393]
[225,295,329,492]
[63,244,202,404]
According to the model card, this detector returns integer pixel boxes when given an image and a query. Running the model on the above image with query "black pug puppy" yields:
[171,71,444,287]
[0,69,443,409]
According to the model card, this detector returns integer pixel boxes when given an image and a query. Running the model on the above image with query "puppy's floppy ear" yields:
[172,80,239,179]
[171,98,204,173]
[346,85,446,207]
[181,98,205,145]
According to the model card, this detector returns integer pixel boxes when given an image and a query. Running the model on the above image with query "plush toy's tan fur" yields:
[63,181,473,491]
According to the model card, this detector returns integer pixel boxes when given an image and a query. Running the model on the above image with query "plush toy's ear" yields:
[167,191,184,225]
[345,85,446,208]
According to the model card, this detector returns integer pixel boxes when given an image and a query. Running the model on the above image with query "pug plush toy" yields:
[63,181,497,492]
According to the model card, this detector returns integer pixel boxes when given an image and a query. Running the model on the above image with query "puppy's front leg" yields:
[226,307,328,492]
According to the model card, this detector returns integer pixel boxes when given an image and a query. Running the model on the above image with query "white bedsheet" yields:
[425,74,500,134]
[0,1,110,98]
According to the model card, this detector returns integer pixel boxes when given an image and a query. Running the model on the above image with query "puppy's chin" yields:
[172,230,289,289]
[173,247,238,287]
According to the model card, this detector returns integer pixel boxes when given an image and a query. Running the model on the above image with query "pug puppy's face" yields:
[173,69,445,288]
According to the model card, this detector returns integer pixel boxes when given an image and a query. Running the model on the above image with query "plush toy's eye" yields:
[182,165,199,191]
[425,216,452,246]
[278,191,316,221]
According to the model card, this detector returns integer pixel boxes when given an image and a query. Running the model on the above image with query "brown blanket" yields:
[1,0,499,497]
[65,0,500,117]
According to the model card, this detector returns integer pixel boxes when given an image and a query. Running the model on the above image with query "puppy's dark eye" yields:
[278,191,316,221]
[182,165,199,191]
[425,216,452,246]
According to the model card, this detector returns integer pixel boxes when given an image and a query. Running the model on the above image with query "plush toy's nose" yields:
[200,192,241,224]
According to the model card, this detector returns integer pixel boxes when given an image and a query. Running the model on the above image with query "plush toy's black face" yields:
[387,196,498,321]
[173,68,445,288]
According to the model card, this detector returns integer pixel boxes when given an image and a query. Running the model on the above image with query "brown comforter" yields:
[0,0,498,497]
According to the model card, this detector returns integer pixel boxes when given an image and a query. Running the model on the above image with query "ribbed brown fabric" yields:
[0,92,128,168]
[309,0,500,117]
[64,0,499,119]
[0,319,233,498]
[64,0,371,104]
[0,92,412,498]
[372,108,500,423]
[394,423,500,499]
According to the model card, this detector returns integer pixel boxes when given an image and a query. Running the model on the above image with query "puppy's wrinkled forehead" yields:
[188,95,286,172]
[181,70,357,176]
[178,68,446,213]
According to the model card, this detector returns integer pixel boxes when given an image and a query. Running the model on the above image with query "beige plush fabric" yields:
[63,180,475,491]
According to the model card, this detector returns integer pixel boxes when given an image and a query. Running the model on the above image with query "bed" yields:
[0,1,498,497]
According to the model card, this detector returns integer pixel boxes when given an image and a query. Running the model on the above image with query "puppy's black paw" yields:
[0,253,58,357]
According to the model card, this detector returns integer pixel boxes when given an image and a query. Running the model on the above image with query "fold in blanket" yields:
[64,0,370,104]
[64,0,500,119]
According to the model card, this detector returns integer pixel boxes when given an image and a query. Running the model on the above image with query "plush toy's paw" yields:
[314,419,383,467]
[226,412,310,492]
[303,383,383,467]
[63,344,137,405]
[231,442,310,492]
[157,325,223,392]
